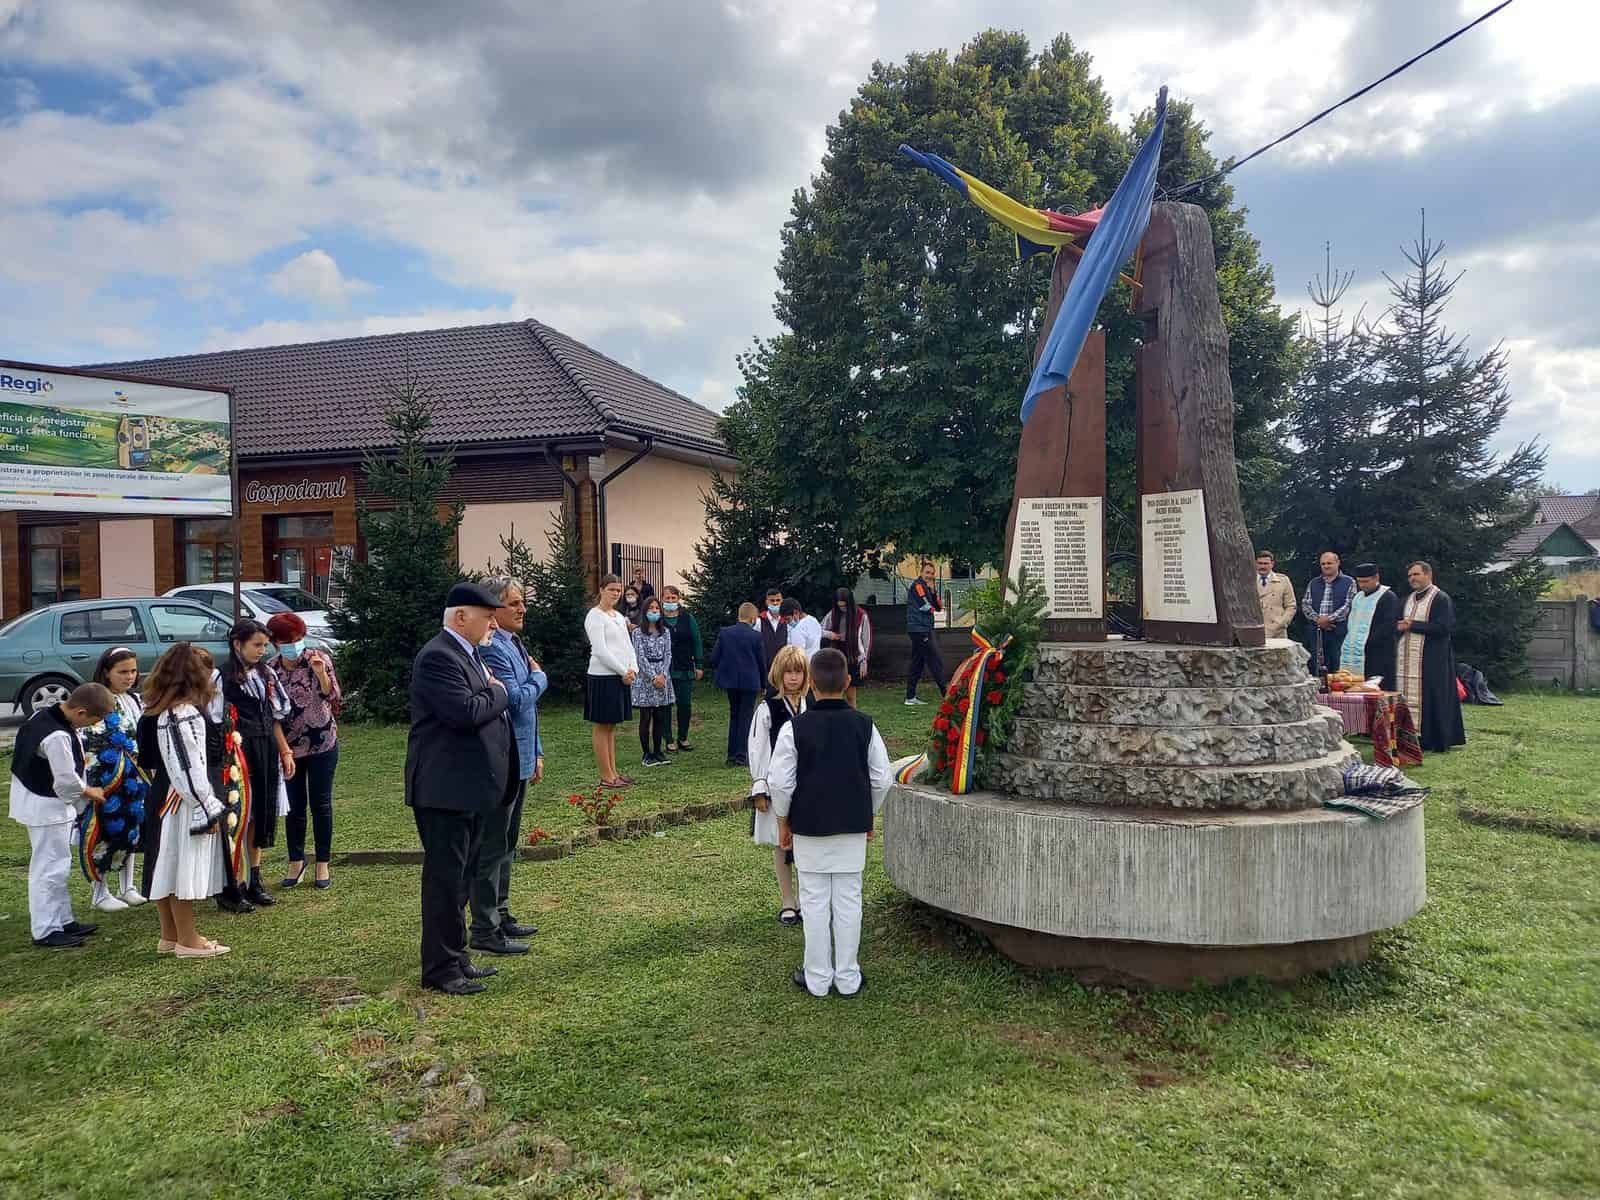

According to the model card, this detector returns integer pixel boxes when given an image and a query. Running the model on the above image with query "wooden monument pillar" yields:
[1003,202,1264,649]
[1003,251,1108,641]
[1134,204,1264,648]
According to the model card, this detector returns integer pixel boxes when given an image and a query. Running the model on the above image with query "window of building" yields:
[61,606,145,644]
[179,518,236,585]
[25,525,81,610]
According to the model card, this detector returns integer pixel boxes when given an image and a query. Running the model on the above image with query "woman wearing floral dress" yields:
[266,613,342,890]
[629,598,675,767]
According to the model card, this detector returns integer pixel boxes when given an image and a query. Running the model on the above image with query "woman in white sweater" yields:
[583,574,640,788]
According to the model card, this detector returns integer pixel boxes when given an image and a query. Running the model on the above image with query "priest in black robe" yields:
[1337,563,1400,690]
[1395,561,1466,753]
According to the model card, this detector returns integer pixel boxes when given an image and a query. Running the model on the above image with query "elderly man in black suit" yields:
[405,582,519,996]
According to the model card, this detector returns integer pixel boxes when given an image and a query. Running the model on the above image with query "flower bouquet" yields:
[78,710,150,882]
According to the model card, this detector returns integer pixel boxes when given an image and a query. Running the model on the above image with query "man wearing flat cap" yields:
[404,582,518,996]
[1338,563,1400,690]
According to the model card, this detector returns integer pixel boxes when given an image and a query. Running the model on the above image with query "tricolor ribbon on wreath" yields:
[894,628,1015,795]
[222,706,252,878]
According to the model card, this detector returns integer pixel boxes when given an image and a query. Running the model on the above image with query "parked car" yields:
[164,581,339,645]
[0,597,235,713]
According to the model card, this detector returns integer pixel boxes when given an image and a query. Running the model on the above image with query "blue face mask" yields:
[282,641,305,660]
[767,603,780,615]
[645,610,662,624]
[662,601,680,613]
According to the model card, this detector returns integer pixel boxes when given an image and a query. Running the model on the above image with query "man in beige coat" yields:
[1255,550,1297,640]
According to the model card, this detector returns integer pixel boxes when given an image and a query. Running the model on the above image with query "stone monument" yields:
[884,202,1426,988]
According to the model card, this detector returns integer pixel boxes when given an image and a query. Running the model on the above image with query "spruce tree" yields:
[1270,245,1375,576]
[1359,218,1545,681]
[329,373,466,721]
[498,515,589,698]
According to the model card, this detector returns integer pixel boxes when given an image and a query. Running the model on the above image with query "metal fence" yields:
[847,569,982,627]
[611,542,664,591]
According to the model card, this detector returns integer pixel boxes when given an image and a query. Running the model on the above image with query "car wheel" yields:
[23,675,76,714]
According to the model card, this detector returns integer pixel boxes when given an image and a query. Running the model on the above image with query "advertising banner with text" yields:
[0,362,233,516]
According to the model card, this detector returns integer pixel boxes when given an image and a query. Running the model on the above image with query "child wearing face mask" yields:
[629,599,676,767]
[621,586,643,631]
[266,613,342,889]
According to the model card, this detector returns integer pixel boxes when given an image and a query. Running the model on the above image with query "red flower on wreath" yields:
[933,717,950,732]
[946,728,960,744]
[994,671,1007,684]
[986,690,1003,705]
[976,730,987,745]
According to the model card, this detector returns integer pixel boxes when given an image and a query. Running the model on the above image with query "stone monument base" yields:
[960,920,1373,989]
[883,639,1427,988]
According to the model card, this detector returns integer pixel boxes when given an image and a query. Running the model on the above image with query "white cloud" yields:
[267,249,373,308]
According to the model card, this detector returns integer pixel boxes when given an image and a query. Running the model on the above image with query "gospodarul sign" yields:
[244,477,349,505]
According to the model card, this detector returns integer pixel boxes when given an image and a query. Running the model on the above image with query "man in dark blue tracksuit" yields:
[904,560,947,705]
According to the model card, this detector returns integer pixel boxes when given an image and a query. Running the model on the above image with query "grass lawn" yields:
[1,689,1597,1198]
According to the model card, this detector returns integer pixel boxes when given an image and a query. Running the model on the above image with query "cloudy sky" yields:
[2,0,1595,488]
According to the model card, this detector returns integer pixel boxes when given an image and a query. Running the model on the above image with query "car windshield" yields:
[0,609,46,637]
[244,590,292,614]
[253,586,324,613]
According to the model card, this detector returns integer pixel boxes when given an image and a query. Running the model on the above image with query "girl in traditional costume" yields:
[747,644,810,927]
[82,648,150,912]
[140,642,229,958]
[220,620,294,909]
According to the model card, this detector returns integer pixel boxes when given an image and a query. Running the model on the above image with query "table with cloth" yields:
[1317,689,1423,768]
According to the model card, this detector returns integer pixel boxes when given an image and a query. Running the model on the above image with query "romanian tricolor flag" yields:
[944,629,1013,796]
[898,144,1104,261]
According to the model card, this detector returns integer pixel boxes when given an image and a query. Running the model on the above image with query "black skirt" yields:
[584,674,633,725]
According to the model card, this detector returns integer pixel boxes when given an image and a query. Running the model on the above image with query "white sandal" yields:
[156,939,176,954]
[174,940,230,958]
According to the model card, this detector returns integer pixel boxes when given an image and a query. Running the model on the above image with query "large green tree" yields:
[722,30,1297,571]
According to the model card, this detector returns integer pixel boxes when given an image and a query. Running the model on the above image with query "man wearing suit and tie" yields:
[711,601,767,768]
[405,583,518,996]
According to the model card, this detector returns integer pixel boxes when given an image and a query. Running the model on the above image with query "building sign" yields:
[243,476,349,506]
[0,362,232,516]
[1141,489,1217,624]
[1010,496,1104,619]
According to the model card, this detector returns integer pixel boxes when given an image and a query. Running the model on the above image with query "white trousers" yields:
[797,869,863,997]
[26,822,75,940]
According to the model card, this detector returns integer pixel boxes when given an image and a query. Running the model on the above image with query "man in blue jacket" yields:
[711,601,766,767]
[904,560,948,705]
[471,576,548,957]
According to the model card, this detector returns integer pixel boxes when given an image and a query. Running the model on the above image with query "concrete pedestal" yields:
[884,639,1427,986]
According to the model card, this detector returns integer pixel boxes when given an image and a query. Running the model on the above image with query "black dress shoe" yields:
[244,883,276,907]
[33,930,86,949]
[62,920,98,937]
[425,977,488,996]
[793,967,825,995]
[500,921,538,938]
[217,893,256,914]
[469,935,530,956]
[462,963,498,979]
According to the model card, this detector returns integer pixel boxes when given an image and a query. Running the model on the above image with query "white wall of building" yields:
[603,452,725,592]
[99,519,156,597]
[458,500,563,573]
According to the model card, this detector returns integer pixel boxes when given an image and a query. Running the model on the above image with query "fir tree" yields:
[497,515,589,698]
[329,372,466,721]
[1359,218,1545,680]
[1270,245,1375,575]
[681,469,795,647]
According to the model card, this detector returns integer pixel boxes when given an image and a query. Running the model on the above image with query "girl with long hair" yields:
[630,596,676,767]
[139,642,229,958]
[221,619,295,908]
[820,587,872,707]
[86,647,147,911]
[747,644,810,925]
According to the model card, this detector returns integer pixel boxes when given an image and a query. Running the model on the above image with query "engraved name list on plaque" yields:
[1010,496,1104,620]
[1140,488,1217,625]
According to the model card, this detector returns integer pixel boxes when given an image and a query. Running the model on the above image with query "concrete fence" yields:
[1528,596,1599,689]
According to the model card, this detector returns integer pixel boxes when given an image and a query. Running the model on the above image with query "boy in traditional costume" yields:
[1396,561,1466,753]
[9,683,114,949]
[768,648,891,998]
[1338,564,1401,689]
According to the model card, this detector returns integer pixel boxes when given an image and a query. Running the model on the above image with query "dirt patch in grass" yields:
[244,1099,303,1125]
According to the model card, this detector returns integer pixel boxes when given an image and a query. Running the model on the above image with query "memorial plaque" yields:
[1011,496,1104,619]
[1141,489,1217,624]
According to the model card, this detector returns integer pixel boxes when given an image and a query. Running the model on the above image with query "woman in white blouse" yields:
[140,642,230,959]
[583,574,639,788]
